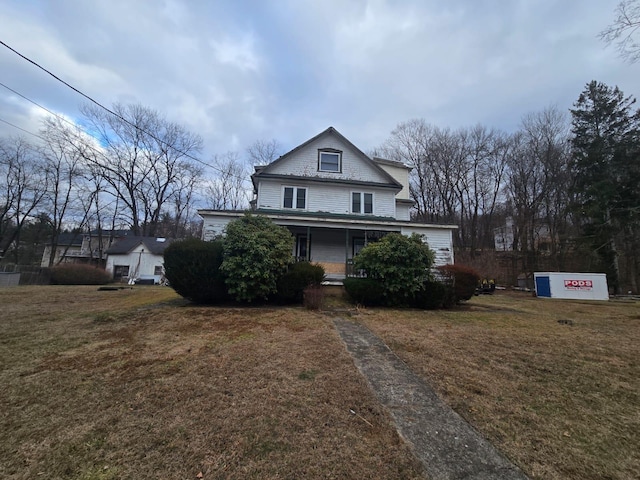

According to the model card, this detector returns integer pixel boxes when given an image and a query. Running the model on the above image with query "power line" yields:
[0,84,218,189]
[0,117,45,140]
[0,80,83,132]
[0,39,150,137]
[0,40,248,182]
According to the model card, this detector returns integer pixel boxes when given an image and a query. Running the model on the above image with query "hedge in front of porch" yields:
[351,233,435,306]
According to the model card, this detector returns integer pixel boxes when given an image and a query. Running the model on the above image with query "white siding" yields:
[401,226,454,266]
[257,181,285,210]
[267,134,390,184]
[377,163,410,199]
[396,203,411,221]
[309,229,347,263]
[105,245,165,282]
[257,179,397,217]
[202,216,233,240]
[200,211,457,272]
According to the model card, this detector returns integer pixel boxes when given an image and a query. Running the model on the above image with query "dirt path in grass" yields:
[333,317,529,480]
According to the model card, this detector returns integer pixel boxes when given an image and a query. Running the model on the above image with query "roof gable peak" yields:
[253,127,401,189]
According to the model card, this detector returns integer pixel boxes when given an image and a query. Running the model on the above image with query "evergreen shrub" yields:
[275,261,325,304]
[50,264,111,285]
[221,214,294,303]
[343,277,386,306]
[163,238,228,304]
[354,233,435,305]
[412,280,455,309]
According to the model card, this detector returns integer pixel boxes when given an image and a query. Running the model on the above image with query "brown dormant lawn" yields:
[360,291,639,480]
[1,286,638,479]
[0,286,422,479]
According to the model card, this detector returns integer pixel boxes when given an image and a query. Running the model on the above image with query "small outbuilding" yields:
[534,272,609,301]
[105,236,173,284]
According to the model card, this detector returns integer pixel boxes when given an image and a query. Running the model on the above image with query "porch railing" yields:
[345,259,366,278]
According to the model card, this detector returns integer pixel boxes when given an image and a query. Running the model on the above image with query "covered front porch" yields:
[286,225,397,280]
[199,210,456,282]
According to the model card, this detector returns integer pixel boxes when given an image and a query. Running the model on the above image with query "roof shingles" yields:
[105,236,173,255]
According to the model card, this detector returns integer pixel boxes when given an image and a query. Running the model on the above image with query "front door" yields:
[296,234,310,261]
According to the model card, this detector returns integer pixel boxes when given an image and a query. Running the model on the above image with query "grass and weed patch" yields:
[0,285,422,479]
[361,291,640,480]
[4,285,636,479]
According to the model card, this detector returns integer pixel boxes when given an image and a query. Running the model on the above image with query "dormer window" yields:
[318,149,341,172]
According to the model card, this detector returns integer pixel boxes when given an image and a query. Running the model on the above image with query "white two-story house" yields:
[198,127,457,279]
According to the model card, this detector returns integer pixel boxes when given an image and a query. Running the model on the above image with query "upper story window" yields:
[318,149,342,172]
[283,186,306,209]
[352,192,373,214]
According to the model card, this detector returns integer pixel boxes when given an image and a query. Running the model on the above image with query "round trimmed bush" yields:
[354,233,435,306]
[163,238,228,304]
[221,214,294,303]
[436,264,481,302]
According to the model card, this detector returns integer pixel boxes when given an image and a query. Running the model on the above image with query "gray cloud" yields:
[1,0,638,158]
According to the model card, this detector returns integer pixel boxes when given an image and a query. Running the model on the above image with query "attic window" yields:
[318,150,341,172]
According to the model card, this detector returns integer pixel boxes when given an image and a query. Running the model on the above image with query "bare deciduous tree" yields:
[246,139,283,167]
[40,117,85,266]
[383,120,508,254]
[169,162,203,238]
[600,0,640,63]
[384,119,440,222]
[205,152,250,210]
[0,137,47,262]
[80,103,203,236]
[505,107,572,272]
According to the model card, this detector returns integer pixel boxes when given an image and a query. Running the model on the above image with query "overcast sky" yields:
[1,0,638,161]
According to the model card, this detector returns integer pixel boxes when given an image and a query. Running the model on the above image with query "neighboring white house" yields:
[41,230,131,267]
[198,127,457,280]
[105,236,173,283]
[493,217,553,252]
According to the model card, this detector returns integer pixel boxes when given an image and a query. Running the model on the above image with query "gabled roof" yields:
[372,156,411,170]
[105,236,173,255]
[88,229,133,237]
[53,232,83,247]
[252,127,403,190]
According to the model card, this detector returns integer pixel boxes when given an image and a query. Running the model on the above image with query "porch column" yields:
[306,226,311,261]
[345,229,349,276]
[345,229,349,258]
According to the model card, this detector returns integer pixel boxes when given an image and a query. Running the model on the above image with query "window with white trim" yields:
[318,150,341,172]
[283,186,306,209]
[352,192,373,214]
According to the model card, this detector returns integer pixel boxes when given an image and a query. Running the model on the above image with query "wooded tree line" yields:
[376,81,640,293]
[0,103,280,266]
